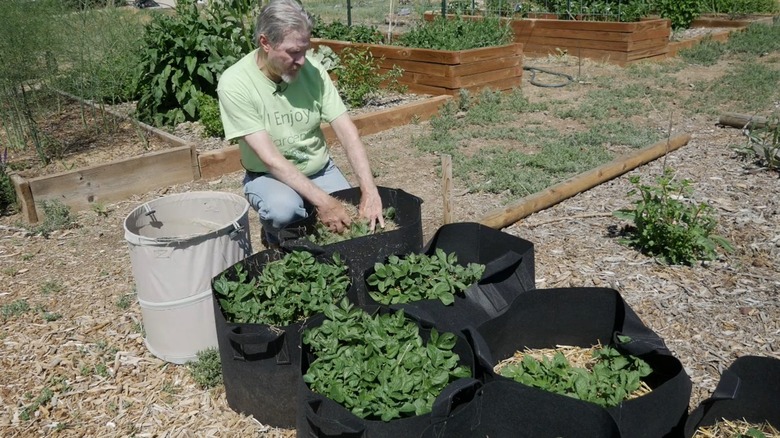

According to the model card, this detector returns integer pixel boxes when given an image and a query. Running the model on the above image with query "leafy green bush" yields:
[187,348,222,389]
[196,93,224,138]
[135,0,255,127]
[335,47,406,108]
[312,17,384,43]
[213,251,350,326]
[396,15,513,50]
[613,168,733,265]
[655,0,701,29]
[303,300,471,421]
[735,112,780,171]
[699,0,779,16]
[367,248,485,305]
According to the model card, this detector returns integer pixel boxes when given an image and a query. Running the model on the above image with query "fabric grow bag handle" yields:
[303,399,366,438]
[226,326,289,363]
[478,251,524,283]
[429,378,482,421]
[612,331,669,356]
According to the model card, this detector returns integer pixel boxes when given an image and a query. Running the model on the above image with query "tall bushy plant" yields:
[135,0,256,127]
[699,0,779,16]
[396,15,513,50]
[655,0,701,29]
[335,47,406,108]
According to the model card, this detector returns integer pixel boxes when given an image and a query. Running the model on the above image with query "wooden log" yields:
[718,112,776,130]
[479,133,692,229]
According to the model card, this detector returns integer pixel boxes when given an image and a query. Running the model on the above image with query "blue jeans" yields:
[243,159,351,243]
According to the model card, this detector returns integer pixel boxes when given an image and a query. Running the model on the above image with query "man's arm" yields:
[329,113,385,231]
[243,130,352,233]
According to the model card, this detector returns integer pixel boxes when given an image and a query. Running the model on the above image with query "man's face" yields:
[260,30,310,83]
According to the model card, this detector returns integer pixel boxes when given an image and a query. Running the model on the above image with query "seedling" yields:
[187,348,222,389]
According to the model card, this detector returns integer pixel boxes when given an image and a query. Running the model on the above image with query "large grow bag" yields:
[421,379,622,438]
[364,222,535,332]
[684,355,780,437]
[281,186,423,302]
[211,246,355,428]
[123,191,251,364]
[296,306,478,438]
[471,287,691,438]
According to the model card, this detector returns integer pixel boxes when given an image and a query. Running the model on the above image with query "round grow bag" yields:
[124,191,252,364]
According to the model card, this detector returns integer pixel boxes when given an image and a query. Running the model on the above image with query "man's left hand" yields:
[359,188,385,232]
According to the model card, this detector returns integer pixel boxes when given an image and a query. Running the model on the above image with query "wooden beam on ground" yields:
[479,133,692,230]
[719,112,776,130]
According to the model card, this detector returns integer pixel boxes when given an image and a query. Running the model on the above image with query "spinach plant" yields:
[613,168,733,265]
[303,299,471,421]
[498,345,652,408]
[213,251,350,326]
[366,248,485,305]
[395,15,513,50]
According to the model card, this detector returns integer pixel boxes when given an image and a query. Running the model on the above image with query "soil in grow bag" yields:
[471,287,692,438]
[296,300,477,438]
[685,355,780,438]
[363,222,535,332]
[279,186,423,304]
[210,247,353,428]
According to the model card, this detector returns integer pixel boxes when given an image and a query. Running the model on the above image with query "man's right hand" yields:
[316,195,352,233]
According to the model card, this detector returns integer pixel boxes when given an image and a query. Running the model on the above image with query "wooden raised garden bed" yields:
[666,14,773,58]
[311,39,524,96]
[10,94,451,223]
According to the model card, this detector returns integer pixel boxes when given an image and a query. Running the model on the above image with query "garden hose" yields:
[523,66,575,88]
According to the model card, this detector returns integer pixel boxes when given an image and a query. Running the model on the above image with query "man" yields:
[217,0,384,246]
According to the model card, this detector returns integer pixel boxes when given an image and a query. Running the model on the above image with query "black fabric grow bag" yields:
[363,222,535,332]
[280,186,423,305]
[470,287,691,438]
[210,246,355,428]
[296,306,478,438]
[684,355,780,437]
[421,379,622,438]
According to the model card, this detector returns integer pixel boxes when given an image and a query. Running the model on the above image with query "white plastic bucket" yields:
[124,191,252,364]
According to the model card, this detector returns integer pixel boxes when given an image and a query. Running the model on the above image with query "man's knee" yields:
[248,192,306,229]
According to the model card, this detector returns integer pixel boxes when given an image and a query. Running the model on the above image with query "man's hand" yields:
[316,195,352,233]
[359,188,385,232]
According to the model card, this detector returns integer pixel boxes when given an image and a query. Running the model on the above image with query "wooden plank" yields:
[523,34,666,52]
[390,65,522,89]
[523,43,629,62]
[625,42,670,61]
[10,173,38,223]
[28,145,196,215]
[198,145,241,180]
[523,24,669,43]
[377,54,522,78]
[525,18,666,33]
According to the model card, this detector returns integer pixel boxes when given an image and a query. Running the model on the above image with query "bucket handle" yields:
[227,326,290,364]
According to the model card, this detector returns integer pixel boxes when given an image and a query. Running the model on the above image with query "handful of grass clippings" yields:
[307,205,398,246]
[303,299,471,421]
[213,251,350,326]
[495,344,652,408]
[366,248,485,305]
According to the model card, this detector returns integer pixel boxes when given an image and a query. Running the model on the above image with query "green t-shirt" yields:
[217,50,347,175]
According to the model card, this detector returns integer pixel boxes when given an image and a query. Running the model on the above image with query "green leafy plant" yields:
[699,0,779,17]
[613,168,733,265]
[312,17,384,43]
[366,248,485,305]
[187,348,222,389]
[396,15,513,50]
[734,112,780,171]
[196,93,224,138]
[1,299,30,321]
[335,47,406,108]
[1,147,17,213]
[308,45,341,73]
[497,344,652,408]
[134,0,255,127]
[303,299,471,421]
[213,251,350,326]
[655,0,701,29]
[29,199,80,237]
[307,206,397,246]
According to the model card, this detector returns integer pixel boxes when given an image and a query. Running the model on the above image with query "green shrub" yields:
[613,168,733,265]
[735,112,780,171]
[188,348,222,389]
[699,0,779,16]
[655,0,701,29]
[30,200,80,237]
[197,93,224,138]
[335,47,406,108]
[396,15,513,50]
[311,17,384,43]
[135,0,255,127]
[60,0,119,11]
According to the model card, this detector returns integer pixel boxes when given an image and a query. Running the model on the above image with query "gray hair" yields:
[254,0,313,48]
